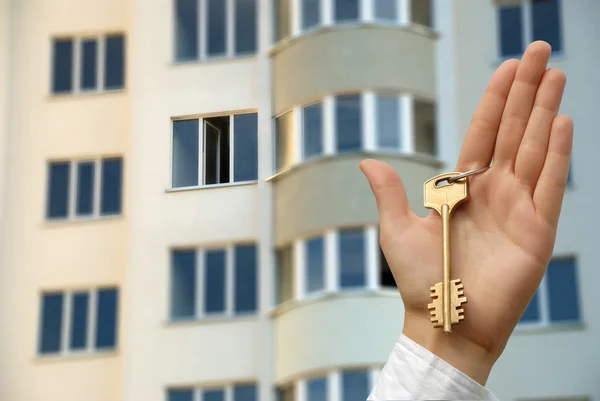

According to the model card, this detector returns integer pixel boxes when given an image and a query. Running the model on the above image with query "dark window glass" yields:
[411,0,432,27]
[171,250,197,319]
[302,0,321,29]
[205,249,226,314]
[234,384,257,401]
[234,113,258,181]
[375,0,396,21]
[414,101,436,156]
[47,162,70,219]
[498,5,523,57]
[76,161,95,216]
[234,244,257,313]
[39,293,64,354]
[520,291,540,323]
[335,0,359,22]
[100,158,123,215]
[95,288,118,349]
[81,39,97,90]
[176,0,199,61]
[168,389,194,401]
[377,94,400,149]
[235,0,257,54]
[307,377,327,401]
[274,0,291,42]
[532,0,562,52]
[547,258,580,322]
[275,112,294,171]
[303,103,323,159]
[379,247,395,288]
[339,229,366,288]
[306,237,325,293]
[275,246,294,305]
[204,121,222,185]
[276,386,295,401]
[205,389,225,401]
[173,120,200,188]
[207,0,227,56]
[52,39,73,93]
[342,370,369,401]
[336,95,362,152]
[70,292,89,350]
[104,35,125,90]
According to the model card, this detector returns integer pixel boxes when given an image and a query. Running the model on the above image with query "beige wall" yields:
[272,26,436,114]
[0,0,128,400]
[273,294,404,383]
[273,154,440,246]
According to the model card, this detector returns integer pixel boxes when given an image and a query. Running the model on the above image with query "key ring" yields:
[447,165,491,184]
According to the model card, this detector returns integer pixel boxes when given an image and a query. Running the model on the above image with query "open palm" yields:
[360,41,573,379]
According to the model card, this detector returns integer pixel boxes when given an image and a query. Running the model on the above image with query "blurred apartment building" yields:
[0,0,597,400]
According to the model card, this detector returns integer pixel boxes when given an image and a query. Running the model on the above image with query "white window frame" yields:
[48,157,122,222]
[39,287,118,356]
[168,383,257,401]
[496,0,563,59]
[52,34,124,95]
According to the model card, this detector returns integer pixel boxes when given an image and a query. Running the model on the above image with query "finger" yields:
[515,68,566,190]
[359,159,414,232]
[493,41,552,169]
[455,59,519,171]
[533,115,573,226]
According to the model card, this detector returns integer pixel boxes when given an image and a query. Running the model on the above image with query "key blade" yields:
[424,173,469,214]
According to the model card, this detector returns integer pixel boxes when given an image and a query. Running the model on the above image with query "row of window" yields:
[39,288,119,355]
[175,0,258,62]
[171,244,258,319]
[167,368,374,401]
[275,93,436,172]
[168,384,257,401]
[46,157,123,220]
[274,0,432,42]
[172,113,258,188]
[52,34,125,94]
[498,0,562,58]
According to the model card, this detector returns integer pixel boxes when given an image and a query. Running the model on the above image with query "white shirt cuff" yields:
[367,334,499,401]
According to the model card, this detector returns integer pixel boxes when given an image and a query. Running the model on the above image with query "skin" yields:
[359,41,573,386]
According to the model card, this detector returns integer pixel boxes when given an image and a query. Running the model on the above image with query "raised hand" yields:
[360,41,573,385]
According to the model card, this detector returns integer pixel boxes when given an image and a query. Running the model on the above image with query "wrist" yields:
[402,312,497,386]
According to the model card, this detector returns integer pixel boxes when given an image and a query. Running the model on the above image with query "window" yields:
[520,257,581,325]
[302,102,323,160]
[167,385,257,401]
[302,0,321,30]
[497,0,562,58]
[276,385,295,401]
[46,157,124,220]
[38,288,119,355]
[275,111,295,171]
[172,113,258,188]
[379,246,396,288]
[414,100,436,156]
[175,0,257,61]
[274,0,292,42]
[335,0,360,22]
[51,34,126,94]
[411,0,432,28]
[306,236,325,294]
[307,376,327,401]
[170,244,258,320]
[342,370,370,401]
[376,94,401,150]
[374,0,397,22]
[335,94,362,152]
[339,229,366,288]
[275,245,294,305]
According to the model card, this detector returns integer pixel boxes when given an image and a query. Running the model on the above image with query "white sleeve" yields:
[367,334,499,401]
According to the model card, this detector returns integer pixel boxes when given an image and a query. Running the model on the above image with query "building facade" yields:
[0,0,597,400]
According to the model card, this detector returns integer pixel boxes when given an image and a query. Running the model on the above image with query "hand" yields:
[360,41,573,385]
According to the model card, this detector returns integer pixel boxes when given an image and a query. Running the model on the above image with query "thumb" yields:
[359,159,414,232]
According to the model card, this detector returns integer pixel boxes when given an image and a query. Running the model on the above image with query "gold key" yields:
[424,173,469,334]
